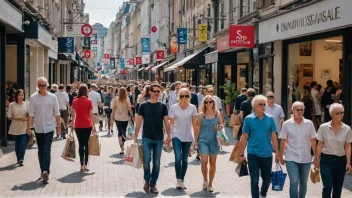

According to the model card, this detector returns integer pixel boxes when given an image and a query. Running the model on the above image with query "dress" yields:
[198,113,219,155]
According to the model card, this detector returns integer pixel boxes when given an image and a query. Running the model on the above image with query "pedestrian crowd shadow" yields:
[164,162,175,168]
[11,180,46,191]
[0,164,18,172]
[112,159,124,165]
[343,172,352,191]
[189,190,220,197]
[57,171,95,183]
[160,187,187,196]
[124,191,158,197]
[109,153,124,159]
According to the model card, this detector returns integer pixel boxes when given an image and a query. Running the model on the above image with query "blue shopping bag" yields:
[271,163,287,191]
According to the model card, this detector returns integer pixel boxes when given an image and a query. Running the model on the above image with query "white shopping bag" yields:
[124,144,142,169]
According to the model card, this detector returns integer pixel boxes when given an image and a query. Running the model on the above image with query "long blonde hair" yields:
[118,87,127,103]
[200,95,216,113]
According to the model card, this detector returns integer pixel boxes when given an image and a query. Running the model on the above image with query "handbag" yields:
[88,133,100,156]
[235,160,249,177]
[27,130,35,149]
[229,142,241,163]
[271,163,287,191]
[310,168,320,184]
[216,128,230,146]
[229,113,241,127]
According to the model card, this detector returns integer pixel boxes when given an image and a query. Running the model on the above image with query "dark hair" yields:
[160,82,167,88]
[241,88,247,93]
[247,88,256,97]
[66,85,72,92]
[78,84,88,98]
[317,84,322,91]
[326,80,334,87]
[150,84,161,92]
[87,83,91,89]
[15,89,24,103]
[310,81,317,88]
[59,84,65,89]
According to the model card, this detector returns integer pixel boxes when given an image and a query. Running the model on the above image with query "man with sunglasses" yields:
[206,86,222,112]
[134,84,171,194]
[27,77,61,184]
[265,91,285,148]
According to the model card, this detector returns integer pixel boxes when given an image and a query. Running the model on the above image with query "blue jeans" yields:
[142,137,163,185]
[247,154,272,198]
[286,161,311,198]
[172,137,192,181]
[13,134,28,163]
[320,153,346,198]
[35,131,54,174]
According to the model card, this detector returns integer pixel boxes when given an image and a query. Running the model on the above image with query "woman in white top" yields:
[169,88,198,189]
[7,89,29,166]
[279,101,317,198]
[316,103,352,198]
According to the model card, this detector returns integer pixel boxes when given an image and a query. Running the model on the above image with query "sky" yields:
[84,0,124,28]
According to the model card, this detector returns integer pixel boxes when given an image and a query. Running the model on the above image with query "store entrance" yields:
[237,64,247,90]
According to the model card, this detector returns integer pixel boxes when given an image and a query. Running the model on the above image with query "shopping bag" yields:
[229,142,241,163]
[88,133,100,156]
[229,113,241,127]
[233,124,241,139]
[235,160,249,177]
[217,128,230,146]
[138,144,143,163]
[310,168,320,184]
[62,135,76,159]
[163,142,173,153]
[271,163,287,191]
[124,144,142,169]
[127,121,135,139]
[27,131,35,149]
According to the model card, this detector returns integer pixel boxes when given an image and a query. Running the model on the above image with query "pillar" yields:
[17,33,25,90]
[44,51,49,79]
[29,46,38,95]
[0,25,7,146]
[56,62,61,84]
[37,47,45,78]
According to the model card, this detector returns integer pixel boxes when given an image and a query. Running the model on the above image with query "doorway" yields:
[237,64,247,90]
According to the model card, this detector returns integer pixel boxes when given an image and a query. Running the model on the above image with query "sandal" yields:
[202,182,208,191]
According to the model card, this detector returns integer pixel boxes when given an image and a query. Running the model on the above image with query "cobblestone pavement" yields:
[0,126,351,197]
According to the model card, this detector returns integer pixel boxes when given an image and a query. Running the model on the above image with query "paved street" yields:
[0,126,351,198]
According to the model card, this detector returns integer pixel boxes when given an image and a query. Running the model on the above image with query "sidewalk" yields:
[0,126,351,197]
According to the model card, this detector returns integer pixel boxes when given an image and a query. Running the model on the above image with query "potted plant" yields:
[219,83,240,116]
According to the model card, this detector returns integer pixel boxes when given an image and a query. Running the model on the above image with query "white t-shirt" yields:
[159,91,168,104]
[213,95,222,110]
[54,91,69,110]
[265,104,285,133]
[169,104,198,142]
[279,118,316,163]
[311,89,321,115]
[88,90,101,114]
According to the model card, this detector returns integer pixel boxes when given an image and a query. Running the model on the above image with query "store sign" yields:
[49,40,58,59]
[0,0,22,32]
[198,24,208,42]
[156,50,164,60]
[205,52,218,64]
[58,37,74,53]
[135,56,142,65]
[84,50,91,58]
[120,58,125,69]
[229,25,255,48]
[104,54,110,59]
[217,34,230,52]
[92,47,97,51]
[110,58,115,69]
[324,43,343,52]
[177,28,187,44]
[91,40,98,45]
[129,58,134,65]
[259,0,351,44]
[141,38,150,53]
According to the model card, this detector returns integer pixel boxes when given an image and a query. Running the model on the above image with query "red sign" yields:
[156,50,164,60]
[151,26,157,33]
[84,50,91,58]
[81,24,93,37]
[135,57,142,65]
[104,54,110,59]
[91,40,98,44]
[229,25,255,48]
[129,58,134,65]
[217,34,230,52]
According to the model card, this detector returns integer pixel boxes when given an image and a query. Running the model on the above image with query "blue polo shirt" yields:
[242,113,277,157]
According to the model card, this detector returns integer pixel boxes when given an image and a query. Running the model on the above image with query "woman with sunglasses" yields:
[169,88,198,189]
[316,103,352,198]
[194,95,224,192]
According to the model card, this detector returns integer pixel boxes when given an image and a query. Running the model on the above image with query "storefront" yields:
[259,0,352,125]
[152,61,168,82]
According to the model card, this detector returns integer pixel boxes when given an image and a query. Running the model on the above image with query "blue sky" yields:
[84,0,124,28]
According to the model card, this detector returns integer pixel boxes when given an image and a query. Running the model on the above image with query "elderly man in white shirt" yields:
[265,91,285,148]
[279,101,317,198]
[88,84,102,130]
[206,86,222,112]
[54,84,70,139]
[27,77,60,184]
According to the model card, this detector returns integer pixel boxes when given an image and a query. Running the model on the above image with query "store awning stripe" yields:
[164,48,206,72]
[138,67,145,72]
[152,61,168,72]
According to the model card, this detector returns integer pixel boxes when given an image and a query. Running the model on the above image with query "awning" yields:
[164,48,206,72]
[145,64,154,71]
[152,61,168,72]
[138,67,145,72]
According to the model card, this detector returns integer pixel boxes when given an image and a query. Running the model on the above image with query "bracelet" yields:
[240,154,244,157]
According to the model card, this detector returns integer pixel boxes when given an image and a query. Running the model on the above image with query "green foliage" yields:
[219,83,240,105]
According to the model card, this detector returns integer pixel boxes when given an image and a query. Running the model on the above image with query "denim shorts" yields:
[199,142,219,155]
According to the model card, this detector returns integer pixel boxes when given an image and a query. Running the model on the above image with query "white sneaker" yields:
[181,182,187,189]
[176,179,182,189]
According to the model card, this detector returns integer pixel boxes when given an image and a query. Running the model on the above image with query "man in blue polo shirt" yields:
[239,95,279,198]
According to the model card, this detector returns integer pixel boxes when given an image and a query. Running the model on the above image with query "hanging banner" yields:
[141,38,150,53]
[104,54,110,59]
[58,37,74,53]
[198,24,208,42]
[84,50,91,58]
[142,54,150,64]
[83,37,90,50]
[229,25,255,48]
[170,36,178,54]
[129,58,134,65]
[120,58,125,69]
[135,56,142,65]
[156,50,165,60]
[110,58,115,69]
[177,28,187,44]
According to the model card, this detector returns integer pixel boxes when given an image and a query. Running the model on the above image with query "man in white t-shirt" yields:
[88,84,102,130]
[207,86,222,113]
[54,84,70,139]
[159,82,168,104]
[265,91,285,148]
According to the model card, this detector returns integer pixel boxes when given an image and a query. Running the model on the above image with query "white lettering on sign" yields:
[230,30,251,45]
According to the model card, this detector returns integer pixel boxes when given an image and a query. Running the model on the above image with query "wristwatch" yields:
[239,154,244,157]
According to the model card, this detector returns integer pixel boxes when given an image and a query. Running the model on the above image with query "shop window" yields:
[260,0,275,9]
[286,36,343,116]
[258,43,274,95]
[224,65,232,84]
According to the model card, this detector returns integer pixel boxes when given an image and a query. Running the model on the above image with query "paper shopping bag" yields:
[229,142,241,163]
[124,144,142,169]
[88,134,100,156]
[229,113,241,127]
[233,124,240,139]
[62,135,76,159]
[235,160,249,177]
[138,144,143,163]
[27,131,35,149]
[310,168,320,184]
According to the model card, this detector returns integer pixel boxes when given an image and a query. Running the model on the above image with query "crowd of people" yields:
[4,77,352,198]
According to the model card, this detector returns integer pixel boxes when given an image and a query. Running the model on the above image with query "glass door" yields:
[237,64,247,90]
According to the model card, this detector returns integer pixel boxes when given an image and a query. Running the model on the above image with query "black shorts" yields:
[98,107,103,115]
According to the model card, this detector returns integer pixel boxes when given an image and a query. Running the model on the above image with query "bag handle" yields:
[275,163,283,171]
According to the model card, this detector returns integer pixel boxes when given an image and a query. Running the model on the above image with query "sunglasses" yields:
[296,109,304,112]
[152,90,160,93]
[335,112,344,115]
[180,95,190,98]
[38,84,47,87]
[208,91,214,93]
[267,96,274,99]
[204,101,214,104]
[257,103,266,106]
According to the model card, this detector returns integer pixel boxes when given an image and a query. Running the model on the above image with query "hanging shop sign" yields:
[83,37,91,49]
[91,40,98,45]
[198,24,208,42]
[135,56,142,65]
[58,37,74,53]
[110,58,115,69]
[141,38,151,53]
[217,34,230,52]
[104,54,110,59]
[258,0,351,44]
[156,50,165,60]
[120,58,125,69]
[129,58,134,65]
[170,36,178,54]
[205,52,218,64]
[84,50,91,58]
[81,24,93,37]
[142,54,150,64]
[177,28,188,44]
[92,47,97,51]
[229,25,255,48]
